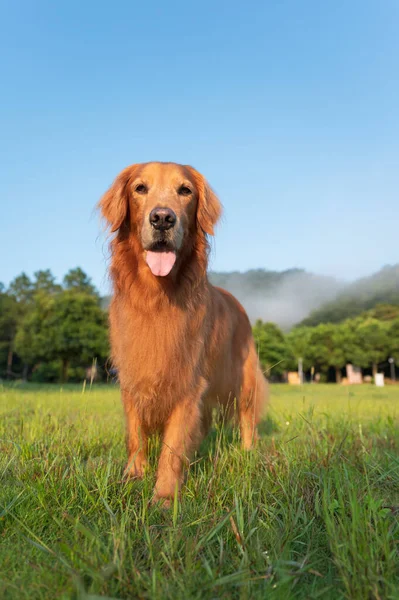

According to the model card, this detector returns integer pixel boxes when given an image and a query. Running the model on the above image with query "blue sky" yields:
[1,0,398,294]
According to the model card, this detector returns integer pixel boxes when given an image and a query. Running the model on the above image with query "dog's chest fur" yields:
[110,294,207,425]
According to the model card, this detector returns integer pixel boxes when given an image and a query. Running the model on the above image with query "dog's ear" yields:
[187,167,222,235]
[98,165,137,232]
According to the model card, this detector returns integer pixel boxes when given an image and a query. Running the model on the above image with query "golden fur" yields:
[99,162,267,505]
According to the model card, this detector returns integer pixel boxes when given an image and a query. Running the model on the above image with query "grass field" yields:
[1,383,398,600]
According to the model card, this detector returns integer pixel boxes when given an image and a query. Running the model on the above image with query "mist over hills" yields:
[209,269,344,329]
[300,264,399,326]
[211,265,399,328]
[101,264,399,329]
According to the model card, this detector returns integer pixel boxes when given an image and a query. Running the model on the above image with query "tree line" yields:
[0,268,109,382]
[254,304,399,382]
[1,268,398,383]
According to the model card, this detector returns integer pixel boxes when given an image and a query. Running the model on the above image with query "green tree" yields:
[370,304,399,322]
[8,273,34,306]
[63,267,98,296]
[351,318,390,378]
[0,292,19,377]
[52,290,108,380]
[306,325,332,376]
[253,320,288,377]
[330,322,353,382]
[306,323,351,382]
[7,270,60,378]
[16,290,109,382]
[387,318,399,364]
[14,292,56,371]
[7,273,35,378]
[33,269,61,294]
[286,326,312,372]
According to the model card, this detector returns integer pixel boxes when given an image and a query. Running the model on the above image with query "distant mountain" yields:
[100,264,399,330]
[209,269,343,329]
[300,264,399,326]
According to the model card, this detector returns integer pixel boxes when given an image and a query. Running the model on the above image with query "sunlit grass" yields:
[1,383,398,599]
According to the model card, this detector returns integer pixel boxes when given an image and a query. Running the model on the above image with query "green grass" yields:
[1,383,398,600]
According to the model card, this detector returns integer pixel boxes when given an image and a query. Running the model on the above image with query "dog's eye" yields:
[178,185,192,196]
[135,184,147,194]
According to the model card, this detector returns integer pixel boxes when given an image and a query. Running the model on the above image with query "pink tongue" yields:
[146,251,176,277]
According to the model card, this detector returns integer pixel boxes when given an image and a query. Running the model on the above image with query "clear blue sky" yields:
[1,0,398,294]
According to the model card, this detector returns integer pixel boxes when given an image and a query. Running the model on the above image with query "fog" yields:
[209,270,344,330]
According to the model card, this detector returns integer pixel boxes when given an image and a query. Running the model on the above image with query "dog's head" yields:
[99,162,222,277]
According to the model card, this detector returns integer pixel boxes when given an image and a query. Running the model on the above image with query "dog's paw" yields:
[151,494,172,509]
[123,463,146,481]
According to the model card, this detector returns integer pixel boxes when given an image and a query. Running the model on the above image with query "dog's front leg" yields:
[153,392,204,507]
[122,390,148,479]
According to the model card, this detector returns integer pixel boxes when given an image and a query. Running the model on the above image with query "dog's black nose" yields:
[149,207,177,231]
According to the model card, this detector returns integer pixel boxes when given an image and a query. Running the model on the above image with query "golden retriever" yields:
[99,162,267,506]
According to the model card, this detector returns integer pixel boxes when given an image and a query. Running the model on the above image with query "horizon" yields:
[2,261,397,297]
[1,1,398,293]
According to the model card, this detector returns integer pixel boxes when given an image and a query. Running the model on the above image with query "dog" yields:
[99,162,267,506]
